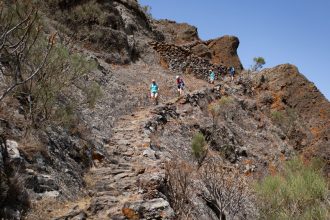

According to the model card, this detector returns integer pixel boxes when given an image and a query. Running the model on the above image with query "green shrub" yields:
[218,96,233,107]
[31,43,97,125]
[70,1,105,25]
[54,104,77,128]
[85,82,103,108]
[270,108,298,135]
[42,0,108,26]
[255,157,329,220]
[270,110,285,123]
[191,132,207,168]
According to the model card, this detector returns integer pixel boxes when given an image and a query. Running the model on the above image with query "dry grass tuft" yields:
[25,197,91,220]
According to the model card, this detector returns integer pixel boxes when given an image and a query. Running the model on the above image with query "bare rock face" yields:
[191,43,212,60]
[206,35,243,72]
[153,19,200,44]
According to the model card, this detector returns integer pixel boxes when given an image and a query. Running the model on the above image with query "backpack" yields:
[180,79,185,86]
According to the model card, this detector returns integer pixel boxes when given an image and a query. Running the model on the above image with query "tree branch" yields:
[0,44,52,101]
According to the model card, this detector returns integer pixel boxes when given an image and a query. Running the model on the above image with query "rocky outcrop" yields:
[253,64,330,171]
[178,36,243,72]
[0,138,30,219]
[191,43,212,60]
[206,36,243,72]
[153,19,200,44]
[151,38,243,78]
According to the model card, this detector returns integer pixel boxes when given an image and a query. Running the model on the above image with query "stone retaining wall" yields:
[150,42,229,80]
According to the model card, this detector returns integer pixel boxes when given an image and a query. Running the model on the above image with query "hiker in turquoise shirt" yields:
[150,79,159,101]
[209,69,215,84]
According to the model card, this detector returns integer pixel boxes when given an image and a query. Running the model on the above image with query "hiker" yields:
[209,69,215,84]
[176,75,185,96]
[150,79,159,104]
[229,66,235,81]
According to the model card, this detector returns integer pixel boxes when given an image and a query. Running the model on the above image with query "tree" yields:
[0,1,98,127]
[0,2,53,101]
[252,57,266,71]
[255,157,329,219]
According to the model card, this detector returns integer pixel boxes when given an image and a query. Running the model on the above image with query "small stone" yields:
[244,164,251,174]
[142,149,156,159]
[136,168,145,175]
[25,168,36,175]
[41,190,60,198]
[114,173,129,181]
[6,140,21,160]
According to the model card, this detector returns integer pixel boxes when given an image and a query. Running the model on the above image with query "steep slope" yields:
[0,1,329,219]
[253,65,330,171]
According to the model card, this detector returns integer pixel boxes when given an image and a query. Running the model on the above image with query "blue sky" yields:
[140,0,330,100]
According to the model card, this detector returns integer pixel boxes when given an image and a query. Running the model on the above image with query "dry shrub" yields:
[25,196,91,220]
[0,1,98,128]
[83,173,97,188]
[25,197,60,220]
[19,132,47,159]
[208,96,236,123]
[164,160,194,219]
[84,82,103,108]
[200,159,251,220]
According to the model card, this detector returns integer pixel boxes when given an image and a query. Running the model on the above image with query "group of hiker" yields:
[150,75,185,104]
[150,66,235,104]
[208,66,235,84]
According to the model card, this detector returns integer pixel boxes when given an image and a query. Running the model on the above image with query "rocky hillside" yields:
[0,1,329,220]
